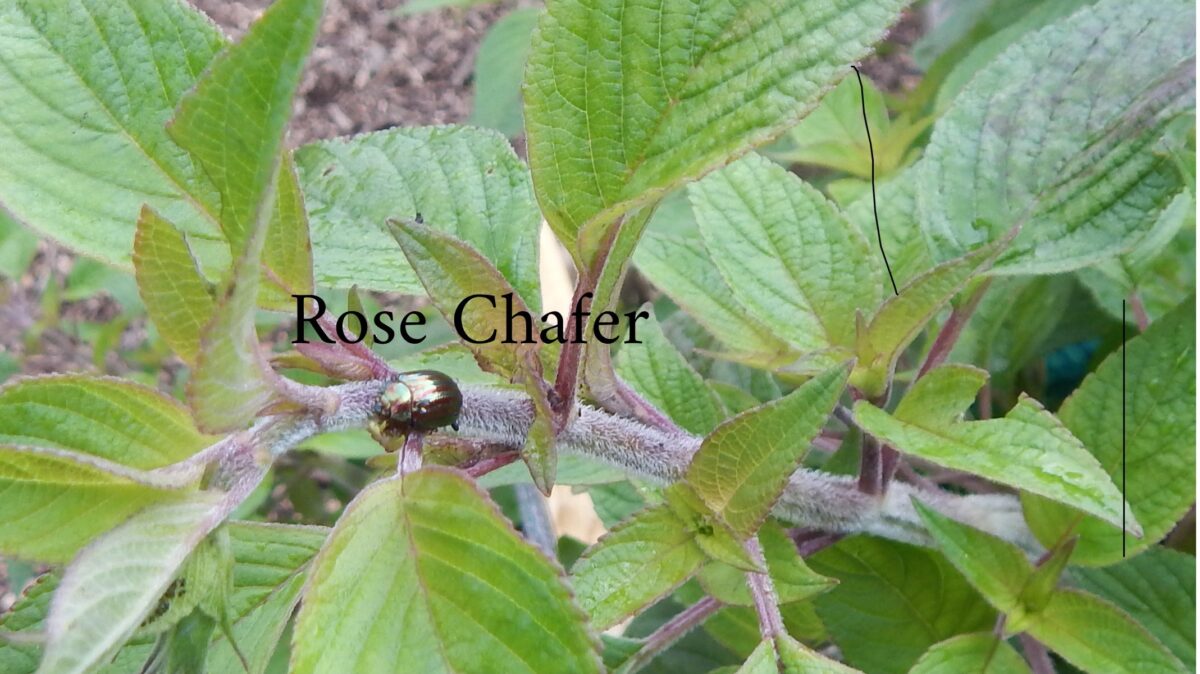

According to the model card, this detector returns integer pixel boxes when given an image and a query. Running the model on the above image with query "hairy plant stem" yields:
[744,537,785,640]
[1019,634,1056,674]
[180,379,1039,551]
[623,597,721,673]
[514,484,558,555]
[453,385,1039,550]
[917,278,993,378]
[1128,291,1151,332]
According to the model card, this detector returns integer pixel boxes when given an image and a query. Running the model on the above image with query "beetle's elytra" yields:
[377,370,462,435]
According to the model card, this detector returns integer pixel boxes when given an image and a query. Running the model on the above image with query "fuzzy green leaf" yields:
[771,75,929,180]
[844,170,932,288]
[571,503,707,631]
[0,375,208,467]
[132,207,214,365]
[856,365,1136,533]
[180,0,325,432]
[1024,589,1185,674]
[635,232,795,363]
[915,502,1032,615]
[1023,298,1194,564]
[207,522,327,674]
[469,9,540,137]
[738,634,860,673]
[688,364,849,536]
[1,523,326,674]
[0,446,188,565]
[0,0,312,308]
[296,126,542,303]
[909,633,1030,674]
[851,238,1006,396]
[809,537,995,674]
[38,493,226,674]
[187,195,277,434]
[949,275,1075,384]
[615,312,725,435]
[293,468,600,674]
[389,220,542,380]
[697,522,835,606]
[1073,549,1196,669]
[524,0,909,266]
[167,0,320,254]
[0,575,57,674]
[690,154,881,353]
[0,375,209,562]
[918,0,1195,274]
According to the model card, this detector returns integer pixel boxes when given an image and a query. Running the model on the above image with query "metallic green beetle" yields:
[376,370,462,436]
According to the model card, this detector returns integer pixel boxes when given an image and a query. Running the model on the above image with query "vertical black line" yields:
[851,65,899,296]
[1122,300,1127,557]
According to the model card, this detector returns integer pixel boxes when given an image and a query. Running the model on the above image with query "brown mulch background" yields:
[0,0,924,611]
[193,0,510,145]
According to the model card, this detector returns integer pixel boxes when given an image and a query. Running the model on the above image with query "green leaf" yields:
[1017,537,1075,615]
[293,468,599,673]
[809,537,995,674]
[477,454,628,488]
[571,503,706,631]
[1024,589,1185,673]
[469,8,540,137]
[697,522,835,606]
[909,633,1030,674]
[687,364,849,536]
[1075,183,1195,319]
[915,501,1032,618]
[2,524,326,674]
[770,75,930,180]
[776,633,860,673]
[179,0,324,432]
[0,210,38,280]
[39,493,228,674]
[0,374,208,467]
[843,170,933,288]
[0,445,186,564]
[855,365,1136,533]
[133,207,215,365]
[615,311,725,435]
[0,375,209,562]
[851,237,1007,396]
[0,0,311,307]
[587,482,646,529]
[208,523,327,674]
[524,0,909,266]
[662,484,761,572]
[187,196,278,434]
[1073,548,1196,669]
[925,0,1091,114]
[690,154,881,353]
[1078,193,1196,325]
[949,275,1075,384]
[918,0,1195,274]
[635,231,795,362]
[0,574,57,674]
[167,0,319,256]
[738,634,860,673]
[296,126,542,304]
[1023,298,1194,564]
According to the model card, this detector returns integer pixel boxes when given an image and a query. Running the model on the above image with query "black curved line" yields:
[851,65,899,296]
